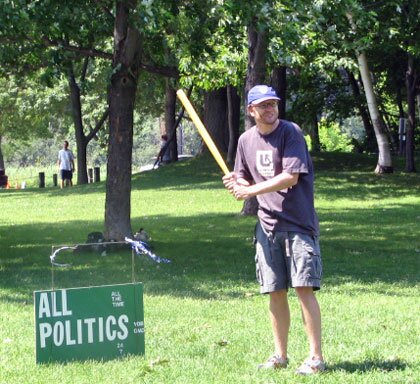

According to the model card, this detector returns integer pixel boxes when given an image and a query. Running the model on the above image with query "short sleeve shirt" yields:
[234,120,319,236]
[58,149,75,171]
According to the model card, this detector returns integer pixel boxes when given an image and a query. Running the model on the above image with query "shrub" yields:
[318,118,354,152]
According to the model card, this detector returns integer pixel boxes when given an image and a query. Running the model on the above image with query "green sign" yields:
[34,283,144,364]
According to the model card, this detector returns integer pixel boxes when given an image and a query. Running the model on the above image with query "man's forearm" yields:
[233,172,298,200]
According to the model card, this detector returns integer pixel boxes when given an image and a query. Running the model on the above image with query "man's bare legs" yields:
[295,287,323,361]
[269,288,323,360]
[60,179,72,188]
[269,289,290,359]
[261,288,324,374]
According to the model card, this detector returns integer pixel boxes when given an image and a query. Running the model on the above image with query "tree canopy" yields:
[0,0,418,237]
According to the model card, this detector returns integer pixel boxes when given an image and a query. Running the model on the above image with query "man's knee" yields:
[270,289,288,302]
[295,286,316,300]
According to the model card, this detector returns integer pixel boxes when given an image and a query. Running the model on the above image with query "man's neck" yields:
[256,119,280,135]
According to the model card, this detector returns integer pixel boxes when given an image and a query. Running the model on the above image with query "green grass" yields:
[0,152,419,384]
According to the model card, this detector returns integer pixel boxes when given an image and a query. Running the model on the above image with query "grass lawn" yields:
[0,152,419,384]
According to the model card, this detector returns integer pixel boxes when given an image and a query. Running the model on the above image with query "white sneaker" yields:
[296,357,326,375]
[258,354,288,370]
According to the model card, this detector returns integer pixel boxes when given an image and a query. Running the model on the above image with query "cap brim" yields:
[249,96,281,105]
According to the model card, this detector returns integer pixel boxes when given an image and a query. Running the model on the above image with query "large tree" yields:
[104,1,142,239]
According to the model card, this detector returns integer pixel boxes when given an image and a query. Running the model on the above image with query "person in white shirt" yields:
[57,140,75,188]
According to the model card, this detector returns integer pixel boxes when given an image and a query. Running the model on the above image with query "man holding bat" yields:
[222,85,325,375]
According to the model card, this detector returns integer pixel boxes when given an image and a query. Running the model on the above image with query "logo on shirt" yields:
[256,150,274,177]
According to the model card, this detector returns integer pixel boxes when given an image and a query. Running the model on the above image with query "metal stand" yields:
[50,241,135,290]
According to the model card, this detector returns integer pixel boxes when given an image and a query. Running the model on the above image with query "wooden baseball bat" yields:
[176,89,230,175]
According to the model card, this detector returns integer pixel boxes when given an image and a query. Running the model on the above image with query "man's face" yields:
[248,100,279,125]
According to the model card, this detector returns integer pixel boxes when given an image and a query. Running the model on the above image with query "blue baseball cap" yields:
[247,85,280,105]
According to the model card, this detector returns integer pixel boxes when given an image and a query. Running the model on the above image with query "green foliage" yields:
[0,76,70,141]
[0,0,111,78]
[0,153,419,383]
[0,0,113,170]
[177,0,249,90]
[0,0,419,176]
[318,118,354,152]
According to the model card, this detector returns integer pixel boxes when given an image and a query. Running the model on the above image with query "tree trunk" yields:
[242,18,267,215]
[244,19,267,131]
[241,18,268,215]
[378,102,398,152]
[395,74,406,156]
[416,94,420,119]
[104,1,142,241]
[165,79,178,162]
[226,85,240,167]
[203,87,229,153]
[405,54,417,172]
[346,69,376,152]
[271,66,287,119]
[358,51,393,173]
[0,135,4,170]
[311,113,321,152]
[68,65,89,185]
[347,12,392,173]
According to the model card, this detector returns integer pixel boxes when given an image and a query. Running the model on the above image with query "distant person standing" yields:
[57,140,75,188]
[159,134,171,165]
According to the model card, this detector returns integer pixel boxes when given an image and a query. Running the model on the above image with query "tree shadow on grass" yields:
[1,201,419,305]
[328,358,407,373]
[0,212,258,304]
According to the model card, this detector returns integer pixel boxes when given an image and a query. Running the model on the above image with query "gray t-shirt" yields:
[234,120,319,236]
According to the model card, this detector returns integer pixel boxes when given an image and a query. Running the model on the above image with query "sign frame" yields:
[34,282,144,364]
